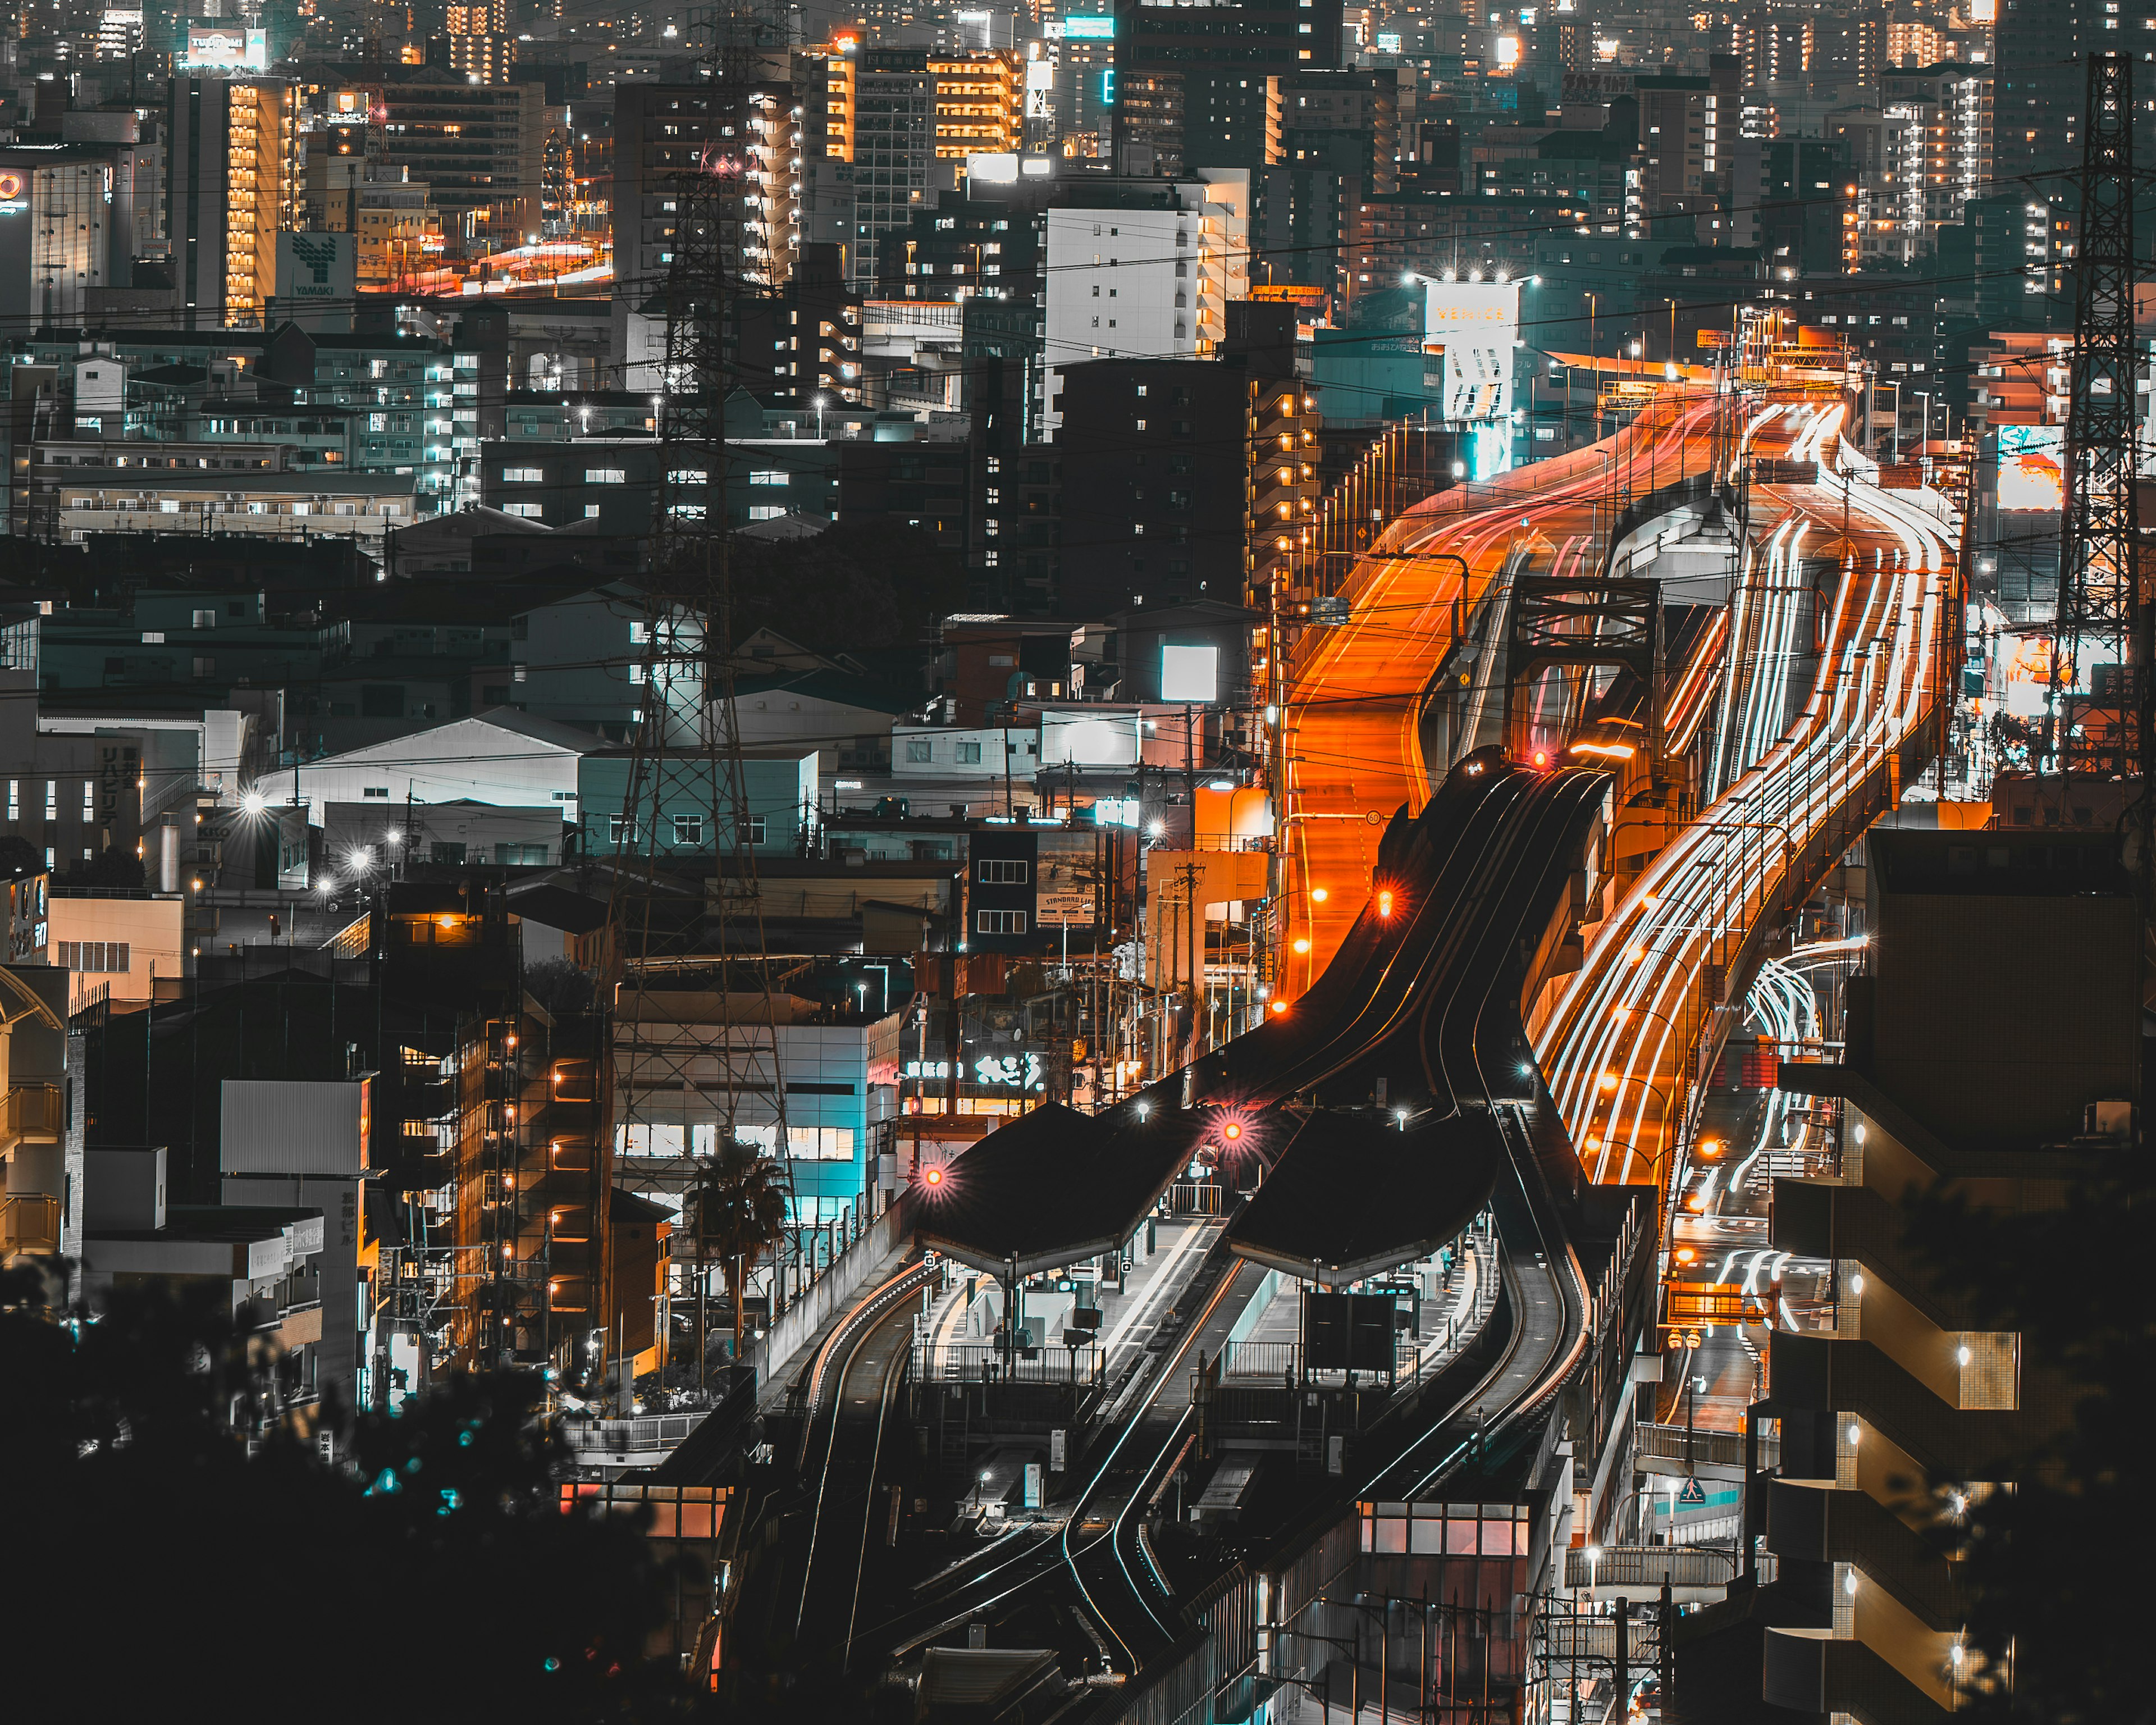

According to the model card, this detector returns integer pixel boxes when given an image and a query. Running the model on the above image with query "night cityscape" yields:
[0,0,2143,1719]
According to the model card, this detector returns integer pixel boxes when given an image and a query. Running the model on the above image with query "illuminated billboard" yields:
[1161,644,1221,704]
[1063,13,1114,36]
[1422,280,1520,423]
[1997,424,2063,514]
[184,25,267,69]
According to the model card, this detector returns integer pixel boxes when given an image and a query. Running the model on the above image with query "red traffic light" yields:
[924,1166,944,1187]
[1531,749,1550,769]
[1222,1121,1243,1142]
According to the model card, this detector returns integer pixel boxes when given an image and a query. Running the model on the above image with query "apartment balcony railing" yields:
[0,1083,63,1147]
[0,1193,61,1254]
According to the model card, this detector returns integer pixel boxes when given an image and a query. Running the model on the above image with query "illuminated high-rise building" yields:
[929,51,1025,159]
[444,1,515,84]
[168,74,299,329]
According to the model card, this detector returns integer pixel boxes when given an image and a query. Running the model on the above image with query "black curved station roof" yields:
[1226,1107,1504,1285]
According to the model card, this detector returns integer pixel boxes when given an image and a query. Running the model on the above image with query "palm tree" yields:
[686,1139,791,1391]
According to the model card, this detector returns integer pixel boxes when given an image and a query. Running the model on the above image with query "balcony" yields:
[1768,1477,1961,1628]
[0,1083,63,1148]
[0,1193,60,1255]
[1768,1329,2028,1478]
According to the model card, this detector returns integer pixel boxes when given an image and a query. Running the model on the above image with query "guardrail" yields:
[1563,1543,1774,1590]
[917,1341,1105,1386]
[1599,471,1730,579]
[1634,1420,1779,1472]
[561,1411,710,1457]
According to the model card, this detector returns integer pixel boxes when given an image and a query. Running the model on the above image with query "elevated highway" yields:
[1534,400,1954,1203]
[1278,380,1953,1210]
[1280,389,1728,996]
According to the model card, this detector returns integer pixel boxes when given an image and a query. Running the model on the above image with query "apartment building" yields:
[0,143,130,328]
[1239,303,1321,620]
[29,437,418,546]
[441,1,516,85]
[1635,70,1730,217]
[1041,172,1251,439]
[1054,355,1251,616]
[929,51,1024,159]
[611,77,802,388]
[733,243,864,406]
[340,74,559,251]
[167,75,299,328]
[1689,828,2125,1720]
[850,49,943,296]
[1113,0,1341,173]
[1967,331,2070,432]
[1879,62,1993,237]
[259,323,459,506]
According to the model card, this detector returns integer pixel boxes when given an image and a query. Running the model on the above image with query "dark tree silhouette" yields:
[57,844,147,891]
[527,955,599,1017]
[0,1267,701,1722]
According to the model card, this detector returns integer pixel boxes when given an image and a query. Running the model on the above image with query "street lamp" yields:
[813,390,830,439]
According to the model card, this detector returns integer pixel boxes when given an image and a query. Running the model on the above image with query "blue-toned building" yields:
[614,998,905,1223]
[574,748,819,861]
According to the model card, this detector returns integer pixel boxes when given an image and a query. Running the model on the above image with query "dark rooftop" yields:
[1227,1108,1503,1285]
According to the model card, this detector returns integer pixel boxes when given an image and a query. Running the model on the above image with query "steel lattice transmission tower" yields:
[606,9,797,1250]
[2049,50,2144,781]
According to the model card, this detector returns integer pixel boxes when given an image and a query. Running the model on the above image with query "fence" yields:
[1633,1421,1778,1472]
[1220,1339,1299,1380]
[1562,1544,1774,1591]
[917,1341,1105,1388]
[560,1411,710,1458]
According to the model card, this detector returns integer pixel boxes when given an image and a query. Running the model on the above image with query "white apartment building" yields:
[31,439,417,547]
[1041,171,1250,441]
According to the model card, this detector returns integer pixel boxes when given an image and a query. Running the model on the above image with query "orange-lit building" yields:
[929,50,1024,159]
